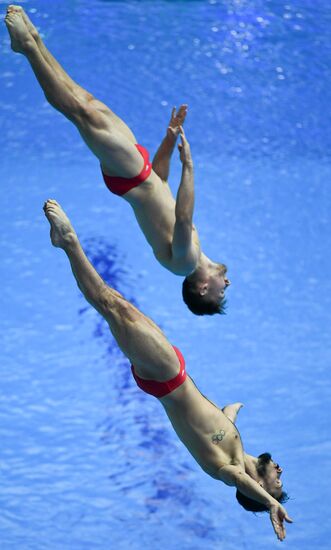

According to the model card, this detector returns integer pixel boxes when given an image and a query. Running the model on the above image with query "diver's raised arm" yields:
[222,402,244,424]
[171,127,196,266]
[152,105,188,181]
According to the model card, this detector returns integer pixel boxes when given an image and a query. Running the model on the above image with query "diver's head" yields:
[236,453,289,513]
[182,263,230,316]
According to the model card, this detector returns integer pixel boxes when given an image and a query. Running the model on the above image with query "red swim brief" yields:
[131,346,187,398]
[102,144,152,196]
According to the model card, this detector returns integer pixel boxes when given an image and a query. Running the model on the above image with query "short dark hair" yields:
[182,277,227,316]
[236,490,289,513]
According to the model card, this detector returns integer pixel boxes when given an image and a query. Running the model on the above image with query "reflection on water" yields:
[1,0,331,548]
[80,237,136,338]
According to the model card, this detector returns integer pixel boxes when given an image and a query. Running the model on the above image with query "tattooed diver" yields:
[42,198,292,541]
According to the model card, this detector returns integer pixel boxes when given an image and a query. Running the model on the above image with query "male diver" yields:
[5,5,230,315]
[42,198,292,541]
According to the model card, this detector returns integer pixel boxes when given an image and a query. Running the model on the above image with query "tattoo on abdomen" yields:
[212,430,225,444]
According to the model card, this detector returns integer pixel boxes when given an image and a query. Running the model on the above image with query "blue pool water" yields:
[1,1,331,548]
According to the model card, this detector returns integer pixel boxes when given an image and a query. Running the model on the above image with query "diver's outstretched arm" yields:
[216,465,293,541]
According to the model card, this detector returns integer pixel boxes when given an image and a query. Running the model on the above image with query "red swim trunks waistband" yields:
[102,144,152,196]
[131,346,187,398]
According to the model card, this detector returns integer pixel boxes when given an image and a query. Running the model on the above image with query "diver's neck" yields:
[244,454,259,480]
[190,253,214,278]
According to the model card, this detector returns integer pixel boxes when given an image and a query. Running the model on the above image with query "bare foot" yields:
[43,200,77,249]
[8,5,39,41]
[5,7,35,53]
[222,402,244,423]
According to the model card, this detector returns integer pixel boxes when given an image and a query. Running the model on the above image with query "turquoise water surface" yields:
[1,1,330,549]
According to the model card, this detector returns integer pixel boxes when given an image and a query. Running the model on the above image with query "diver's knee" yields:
[114,299,140,323]
[98,288,136,322]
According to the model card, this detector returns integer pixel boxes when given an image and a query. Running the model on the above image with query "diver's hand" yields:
[269,503,293,541]
[167,104,188,140]
[178,126,193,166]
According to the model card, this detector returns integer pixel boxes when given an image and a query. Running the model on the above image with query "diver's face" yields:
[257,453,283,499]
[208,264,231,300]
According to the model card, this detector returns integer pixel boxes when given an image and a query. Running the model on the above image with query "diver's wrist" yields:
[267,498,279,510]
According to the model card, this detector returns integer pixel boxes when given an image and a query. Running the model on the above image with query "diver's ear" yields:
[199,283,208,296]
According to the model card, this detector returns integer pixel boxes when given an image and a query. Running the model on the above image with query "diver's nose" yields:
[225,278,231,287]
[276,464,282,473]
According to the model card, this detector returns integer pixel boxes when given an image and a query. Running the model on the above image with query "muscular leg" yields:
[16,6,137,142]
[8,5,91,102]
[43,199,180,381]
[5,7,142,177]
